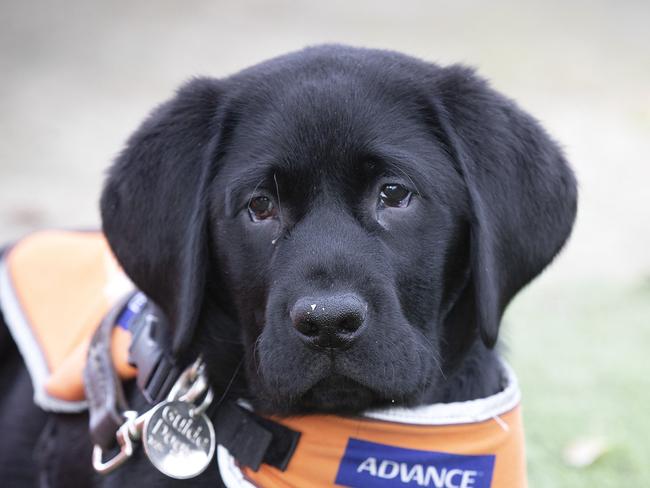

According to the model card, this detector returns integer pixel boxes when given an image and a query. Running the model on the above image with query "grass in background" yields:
[505,278,650,487]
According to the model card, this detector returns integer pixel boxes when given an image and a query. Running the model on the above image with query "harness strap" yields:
[84,293,134,450]
[253,413,301,471]
[212,402,300,472]
[84,294,178,449]
[213,402,273,471]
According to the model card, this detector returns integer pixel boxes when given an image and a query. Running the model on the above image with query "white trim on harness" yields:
[364,361,520,425]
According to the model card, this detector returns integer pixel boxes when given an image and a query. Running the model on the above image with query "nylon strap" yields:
[83,293,134,450]
[210,402,301,472]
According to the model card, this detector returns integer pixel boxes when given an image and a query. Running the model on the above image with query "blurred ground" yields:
[1,1,649,486]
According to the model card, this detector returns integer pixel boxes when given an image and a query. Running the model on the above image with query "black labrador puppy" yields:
[0,45,576,486]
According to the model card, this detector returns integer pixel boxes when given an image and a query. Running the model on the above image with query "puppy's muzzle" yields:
[290,294,368,350]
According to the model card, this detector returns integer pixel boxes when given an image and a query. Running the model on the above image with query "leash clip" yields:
[92,410,141,474]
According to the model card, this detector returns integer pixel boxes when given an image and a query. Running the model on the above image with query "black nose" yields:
[290,294,368,349]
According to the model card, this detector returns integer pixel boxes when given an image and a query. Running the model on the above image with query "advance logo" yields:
[335,439,495,488]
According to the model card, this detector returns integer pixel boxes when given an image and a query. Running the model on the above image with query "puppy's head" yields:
[101,46,576,414]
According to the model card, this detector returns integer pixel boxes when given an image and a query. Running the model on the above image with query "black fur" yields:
[1,45,577,486]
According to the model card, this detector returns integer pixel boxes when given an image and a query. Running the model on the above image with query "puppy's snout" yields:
[290,294,368,349]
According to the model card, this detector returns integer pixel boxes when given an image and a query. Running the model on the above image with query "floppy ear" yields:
[432,66,577,348]
[101,78,222,357]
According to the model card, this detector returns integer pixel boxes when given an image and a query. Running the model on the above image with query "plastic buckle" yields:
[128,304,177,402]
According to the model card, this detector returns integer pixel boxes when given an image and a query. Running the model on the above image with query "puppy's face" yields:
[101,46,577,415]
[212,79,469,413]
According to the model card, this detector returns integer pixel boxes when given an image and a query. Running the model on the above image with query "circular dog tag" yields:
[142,400,216,479]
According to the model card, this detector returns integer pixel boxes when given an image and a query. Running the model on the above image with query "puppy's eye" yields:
[379,184,412,208]
[248,196,277,222]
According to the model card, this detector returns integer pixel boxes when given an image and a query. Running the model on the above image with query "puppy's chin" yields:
[256,374,396,415]
[296,375,378,414]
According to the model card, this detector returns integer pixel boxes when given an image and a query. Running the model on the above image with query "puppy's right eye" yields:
[379,183,412,208]
[249,196,277,222]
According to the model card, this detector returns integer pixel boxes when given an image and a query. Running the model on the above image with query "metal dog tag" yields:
[142,400,216,479]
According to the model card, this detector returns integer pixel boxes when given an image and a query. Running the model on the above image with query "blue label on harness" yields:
[115,292,148,330]
[335,438,494,488]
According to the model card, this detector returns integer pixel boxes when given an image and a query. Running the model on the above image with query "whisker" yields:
[252,334,266,377]
[272,173,285,244]
[273,173,283,221]
[214,357,244,408]
[247,178,265,210]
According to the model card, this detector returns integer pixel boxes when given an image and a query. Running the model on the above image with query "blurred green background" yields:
[1,1,648,485]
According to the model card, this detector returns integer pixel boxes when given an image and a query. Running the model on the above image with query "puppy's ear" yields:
[432,66,577,348]
[101,78,222,357]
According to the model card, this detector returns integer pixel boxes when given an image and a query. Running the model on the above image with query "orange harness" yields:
[218,380,526,488]
[0,230,527,487]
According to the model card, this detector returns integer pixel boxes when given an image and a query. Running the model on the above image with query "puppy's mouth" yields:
[253,303,437,415]
[294,374,381,414]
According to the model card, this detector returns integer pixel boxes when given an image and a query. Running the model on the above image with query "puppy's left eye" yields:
[379,184,412,208]
[249,196,277,222]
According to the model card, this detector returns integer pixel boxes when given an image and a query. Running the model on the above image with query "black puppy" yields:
[102,44,576,413]
[0,45,576,486]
